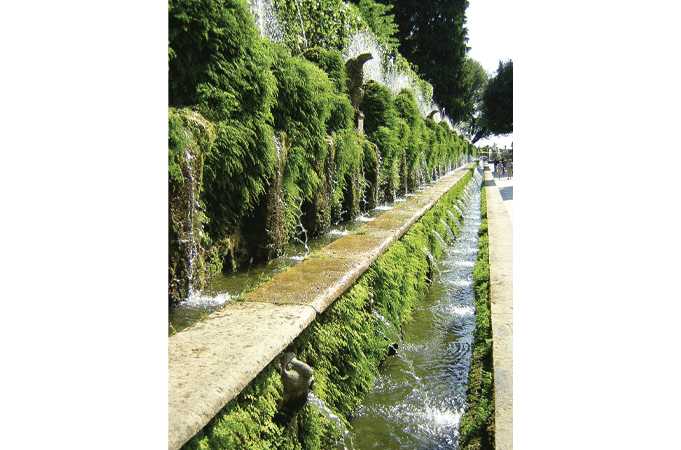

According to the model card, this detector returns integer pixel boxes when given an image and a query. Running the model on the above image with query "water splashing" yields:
[343,30,440,120]
[307,393,354,450]
[372,310,392,328]
[246,0,284,43]
[432,230,446,247]
[351,169,483,449]
[292,0,308,49]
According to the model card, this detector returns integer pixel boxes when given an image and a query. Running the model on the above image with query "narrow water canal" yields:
[349,167,482,449]
[169,184,435,334]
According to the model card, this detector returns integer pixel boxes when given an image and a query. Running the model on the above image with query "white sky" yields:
[464,0,514,150]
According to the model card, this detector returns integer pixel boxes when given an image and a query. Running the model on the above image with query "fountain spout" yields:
[275,352,314,411]
[345,52,374,133]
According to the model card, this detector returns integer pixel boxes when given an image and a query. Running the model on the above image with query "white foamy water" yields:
[450,305,475,316]
[183,290,233,308]
[417,405,465,429]
[454,260,475,267]
[374,204,393,211]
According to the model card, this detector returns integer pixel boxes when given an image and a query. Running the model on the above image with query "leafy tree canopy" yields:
[478,59,512,138]
[458,57,489,143]
[350,0,400,52]
[373,0,470,124]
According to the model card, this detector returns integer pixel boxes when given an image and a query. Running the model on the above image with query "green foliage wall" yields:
[167,0,476,290]
[169,0,279,238]
[168,110,191,188]
[273,0,363,54]
[270,44,333,202]
[361,81,400,199]
[180,166,477,450]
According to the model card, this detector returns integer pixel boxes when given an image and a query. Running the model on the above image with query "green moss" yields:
[181,363,286,450]
[168,109,189,188]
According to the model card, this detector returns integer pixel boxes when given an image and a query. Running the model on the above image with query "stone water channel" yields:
[169,191,424,335]
[348,166,483,449]
[168,164,482,450]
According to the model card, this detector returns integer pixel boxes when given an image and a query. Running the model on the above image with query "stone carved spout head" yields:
[276,352,314,410]
[345,52,374,109]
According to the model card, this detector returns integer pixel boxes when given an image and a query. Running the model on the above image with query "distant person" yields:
[500,158,505,176]
[506,160,513,180]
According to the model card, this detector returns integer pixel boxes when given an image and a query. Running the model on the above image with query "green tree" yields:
[351,0,400,52]
[377,0,470,123]
[478,60,513,139]
[458,57,489,144]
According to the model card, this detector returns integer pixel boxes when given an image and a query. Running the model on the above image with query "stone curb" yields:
[484,167,513,450]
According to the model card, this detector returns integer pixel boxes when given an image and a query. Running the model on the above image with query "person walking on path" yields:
[506,159,513,180]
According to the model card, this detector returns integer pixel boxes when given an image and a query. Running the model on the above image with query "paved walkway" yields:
[483,162,513,450]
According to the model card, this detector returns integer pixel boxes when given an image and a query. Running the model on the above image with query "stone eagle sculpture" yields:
[345,52,374,115]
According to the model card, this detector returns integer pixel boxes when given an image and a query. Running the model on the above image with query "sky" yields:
[464,0,514,151]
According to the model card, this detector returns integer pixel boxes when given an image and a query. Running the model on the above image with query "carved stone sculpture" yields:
[276,352,314,411]
[345,52,373,132]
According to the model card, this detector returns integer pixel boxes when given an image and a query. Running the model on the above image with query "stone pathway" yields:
[484,162,513,450]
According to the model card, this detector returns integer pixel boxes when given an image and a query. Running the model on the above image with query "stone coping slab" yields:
[484,168,514,450]
[168,164,477,450]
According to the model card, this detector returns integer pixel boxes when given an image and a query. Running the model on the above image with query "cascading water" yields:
[350,165,484,449]
[307,393,355,450]
[292,0,308,49]
[246,0,284,43]
[292,196,310,255]
[168,195,400,335]
[343,30,438,120]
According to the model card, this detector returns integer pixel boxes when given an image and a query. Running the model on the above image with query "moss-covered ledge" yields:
[169,163,478,450]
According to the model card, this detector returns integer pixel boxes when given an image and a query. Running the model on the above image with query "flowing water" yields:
[169,194,418,334]
[307,393,355,450]
[349,166,483,449]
